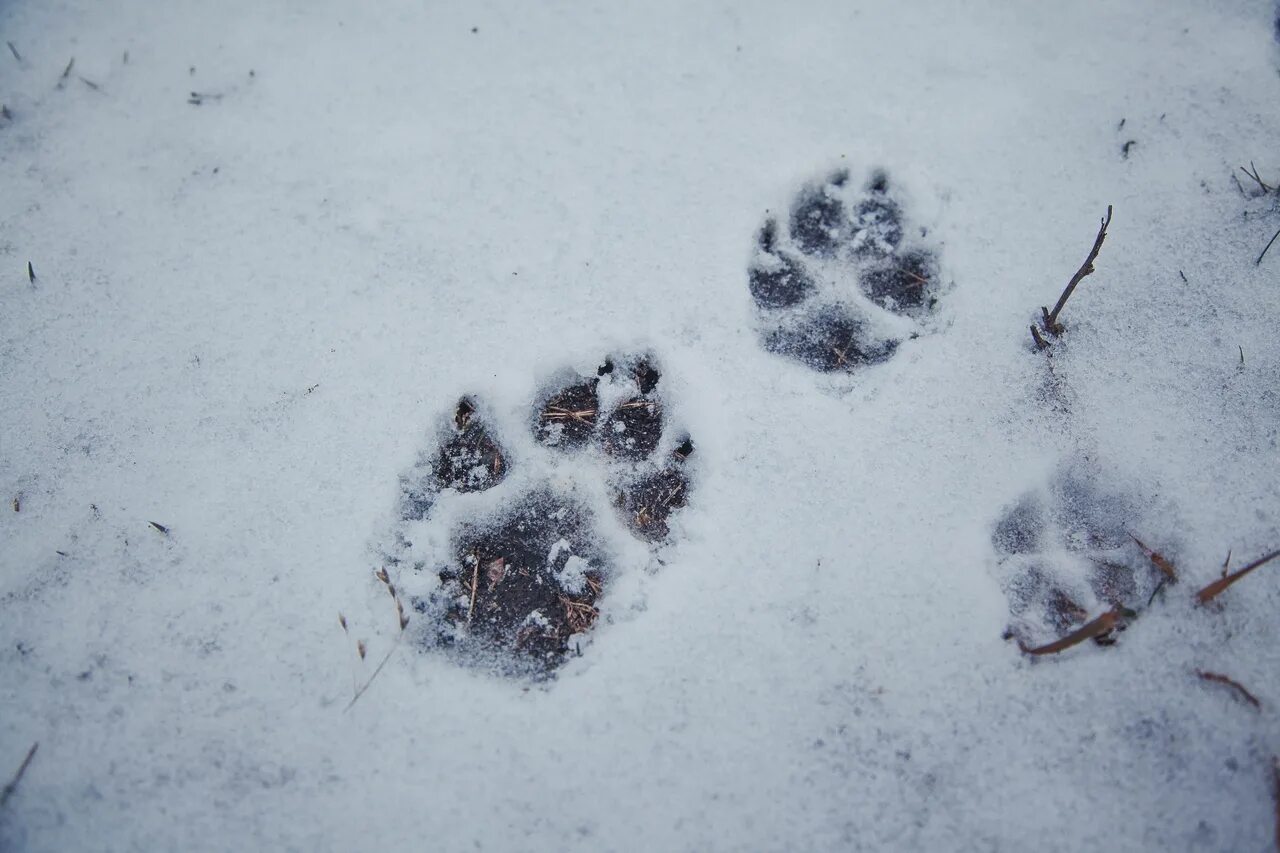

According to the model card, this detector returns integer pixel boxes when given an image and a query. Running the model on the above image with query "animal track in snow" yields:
[382,354,695,676]
[748,167,944,372]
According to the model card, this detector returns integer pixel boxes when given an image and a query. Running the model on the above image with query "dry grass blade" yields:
[1258,226,1280,266]
[344,641,400,713]
[1240,162,1274,194]
[0,742,38,809]
[1195,670,1261,709]
[1194,548,1280,605]
[1129,534,1178,582]
[1018,607,1128,656]
[541,406,596,424]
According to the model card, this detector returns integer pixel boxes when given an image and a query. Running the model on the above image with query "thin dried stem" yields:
[1257,226,1280,266]
[1195,670,1261,709]
[1129,534,1178,582]
[0,743,38,809]
[1038,205,1114,339]
[1018,607,1129,656]
[1195,548,1280,605]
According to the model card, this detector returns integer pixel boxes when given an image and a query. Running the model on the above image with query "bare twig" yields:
[1257,226,1280,266]
[1195,670,1261,709]
[0,743,39,809]
[1038,205,1113,339]
[1018,607,1130,656]
[1195,548,1280,605]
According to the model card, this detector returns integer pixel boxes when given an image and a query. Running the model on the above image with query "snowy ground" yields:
[3,1,1280,850]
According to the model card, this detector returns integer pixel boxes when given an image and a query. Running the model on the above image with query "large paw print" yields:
[991,458,1174,652]
[386,355,695,676]
[748,168,944,372]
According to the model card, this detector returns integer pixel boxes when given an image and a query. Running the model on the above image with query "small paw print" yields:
[991,458,1174,652]
[748,167,944,372]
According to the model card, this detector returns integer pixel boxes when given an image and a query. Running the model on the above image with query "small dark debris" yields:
[78,76,100,92]
[1178,270,1187,284]
[10,497,18,513]
[1,105,11,121]
[1121,140,1137,159]
[57,57,74,86]
[148,521,170,535]
[6,41,20,63]
[27,262,34,283]
[189,65,196,75]
[55,550,68,557]
[673,437,694,460]
[1117,118,1126,130]
[471,26,479,33]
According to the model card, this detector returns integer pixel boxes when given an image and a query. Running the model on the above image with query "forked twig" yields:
[1194,548,1280,605]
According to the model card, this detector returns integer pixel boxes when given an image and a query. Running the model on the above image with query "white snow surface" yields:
[2,1,1280,850]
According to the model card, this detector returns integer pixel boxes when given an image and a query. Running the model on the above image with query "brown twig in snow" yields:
[1033,205,1113,346]
[1195,670,1261,709]
[1129,534,1178,582]
[1018,607,1130,656]
[1195,548,1280,605]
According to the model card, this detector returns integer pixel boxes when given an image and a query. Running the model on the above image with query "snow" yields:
[2,0,1280,850]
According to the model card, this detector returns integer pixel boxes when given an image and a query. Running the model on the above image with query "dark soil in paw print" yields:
[991,459,1173,653]
[790,171,848,256]
[537,378,600,449]
[764,308,899,373]
[431,489,606,674]
[748,167,944,373]
[385,353,697,677]
[400,399,508,520]
[616,438,694,542]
